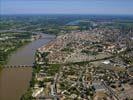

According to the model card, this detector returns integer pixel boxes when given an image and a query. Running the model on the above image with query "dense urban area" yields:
[0,15,133,100]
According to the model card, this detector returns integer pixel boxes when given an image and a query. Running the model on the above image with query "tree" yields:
[21,89,32,100]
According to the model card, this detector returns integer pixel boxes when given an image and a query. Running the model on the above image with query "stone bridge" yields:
[4,65,33,68]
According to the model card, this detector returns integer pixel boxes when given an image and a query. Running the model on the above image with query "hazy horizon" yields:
[1,0,133,15]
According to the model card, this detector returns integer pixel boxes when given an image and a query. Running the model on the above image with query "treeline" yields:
[0,32,32,65]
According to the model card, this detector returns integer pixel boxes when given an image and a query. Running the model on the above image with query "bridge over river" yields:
[0,33,55,100]
[4,65,33,68]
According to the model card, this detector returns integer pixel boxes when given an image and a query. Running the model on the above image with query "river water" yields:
[0,34,55,100]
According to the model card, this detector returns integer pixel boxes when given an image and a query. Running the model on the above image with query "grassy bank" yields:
[0,65,2,72]
[0,40,31,66]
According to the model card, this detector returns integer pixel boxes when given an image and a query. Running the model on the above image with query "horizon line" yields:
[1,13,133,16]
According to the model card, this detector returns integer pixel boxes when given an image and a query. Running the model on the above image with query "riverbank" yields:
[0,65,2,72]
[0,32,33,66]
[0,33,55,100]
[0,39,31,83]
[4,40,31,66]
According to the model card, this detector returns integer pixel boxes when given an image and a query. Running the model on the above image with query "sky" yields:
[1,0,133,15]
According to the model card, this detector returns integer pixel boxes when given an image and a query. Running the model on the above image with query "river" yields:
[0,33,55,100]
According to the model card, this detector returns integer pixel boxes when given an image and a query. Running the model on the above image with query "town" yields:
[22,25,133,100]
[1,0,133,100]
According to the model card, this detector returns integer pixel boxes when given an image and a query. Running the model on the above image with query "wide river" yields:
[0,34,55,100]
